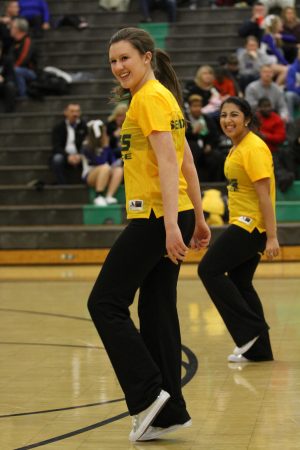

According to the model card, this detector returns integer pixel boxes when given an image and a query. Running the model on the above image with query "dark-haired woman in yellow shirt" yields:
[199,96,279,364]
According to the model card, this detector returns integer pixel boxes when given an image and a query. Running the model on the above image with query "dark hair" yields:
[257,96,271,107]
[108,27,183,108]
[220,96,259,131]
[83,121,106,155]
[246,35,259,44]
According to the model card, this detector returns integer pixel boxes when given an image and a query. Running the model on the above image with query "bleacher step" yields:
[83,204,125,225]
[276,201,300,222]
[276,182,300,201]
[0,185,89,205]
[0,205,84,226]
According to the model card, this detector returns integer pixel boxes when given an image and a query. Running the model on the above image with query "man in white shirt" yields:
[51,103,87,184]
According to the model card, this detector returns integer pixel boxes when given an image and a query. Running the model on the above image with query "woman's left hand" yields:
[190,221,211,250]
[265,236,280,260]
[165,224,189,265]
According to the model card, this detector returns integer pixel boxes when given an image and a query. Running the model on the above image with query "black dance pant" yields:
[88,209,195,421]
[198,225,273,361]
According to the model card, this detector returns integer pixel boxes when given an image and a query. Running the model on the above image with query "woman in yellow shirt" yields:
[87,27,211,442]
[199,97,279,364]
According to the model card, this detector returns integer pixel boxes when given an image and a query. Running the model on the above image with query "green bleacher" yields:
[276,181,300,222]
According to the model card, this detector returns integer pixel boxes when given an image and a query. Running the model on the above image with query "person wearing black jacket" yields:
[185,94,223,182]
[0,42,17,112]
[238,2,267,42]
[0,0,19,56]
[51,103,88,184]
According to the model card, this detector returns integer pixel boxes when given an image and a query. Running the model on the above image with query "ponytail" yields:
[154,48,183,109]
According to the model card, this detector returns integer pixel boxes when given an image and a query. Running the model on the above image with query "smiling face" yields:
[220,102,250,145]
[109,40,153,95]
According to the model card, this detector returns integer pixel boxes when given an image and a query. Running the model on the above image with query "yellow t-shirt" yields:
[120,79,193,219]
[224,131,275,233]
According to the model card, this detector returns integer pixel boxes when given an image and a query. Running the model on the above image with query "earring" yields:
[245,123,249,127]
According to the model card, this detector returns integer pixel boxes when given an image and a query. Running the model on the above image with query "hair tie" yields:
[87,119,103,138]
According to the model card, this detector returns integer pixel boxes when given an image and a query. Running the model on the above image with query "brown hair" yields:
[108,27,183,108]
[84,122,107,155]
[281,6,299,25]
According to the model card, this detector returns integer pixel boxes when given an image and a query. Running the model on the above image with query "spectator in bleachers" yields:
[0,0,19,56]
[185,65,222,116]
[185,94,223,182]
[0,41,17,112]
[245,64,289,121]
[285,47,300,120]
[259,0,295,13]
[10,18,37,97]
[256,96,286,152]
[261,14,292,84]
[19,0,50,36]
[138,0,177,23]
[282,6,300,39]
[99,0,130,12]
[106,103,128,160]
[138,0,152,22]
[237,36,274,88]
[256,96,295,189]
[51,103,88,184]
[289,117,300,178]
[213,66,238,98]
[238,2,267,42]
[81,120,124,206]
[281,6,300,62]
[220,54,243,96]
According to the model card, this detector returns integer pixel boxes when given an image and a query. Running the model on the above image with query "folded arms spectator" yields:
[51,103,88,184]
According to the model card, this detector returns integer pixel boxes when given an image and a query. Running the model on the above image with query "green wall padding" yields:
[138,23,169,49]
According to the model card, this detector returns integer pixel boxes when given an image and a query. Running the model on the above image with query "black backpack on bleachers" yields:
[27,70,70,99]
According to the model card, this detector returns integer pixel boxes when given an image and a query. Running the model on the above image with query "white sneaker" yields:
[233,336,259,356]
[129,390,170,442]
[228,354,249,363]
[137,419,192,441]
[105,196,117,205]
[93,195,107,206]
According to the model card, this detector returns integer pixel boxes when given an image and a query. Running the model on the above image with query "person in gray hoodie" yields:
[245,64,289,121]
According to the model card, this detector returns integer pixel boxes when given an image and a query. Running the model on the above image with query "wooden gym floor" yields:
[0,263,300,450]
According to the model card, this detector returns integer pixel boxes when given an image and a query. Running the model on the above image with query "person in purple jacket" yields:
[261,15,295,84]
[18,0,50,35]
[285,47,300,120]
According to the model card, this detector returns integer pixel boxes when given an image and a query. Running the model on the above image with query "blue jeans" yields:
[14,67,37,97]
